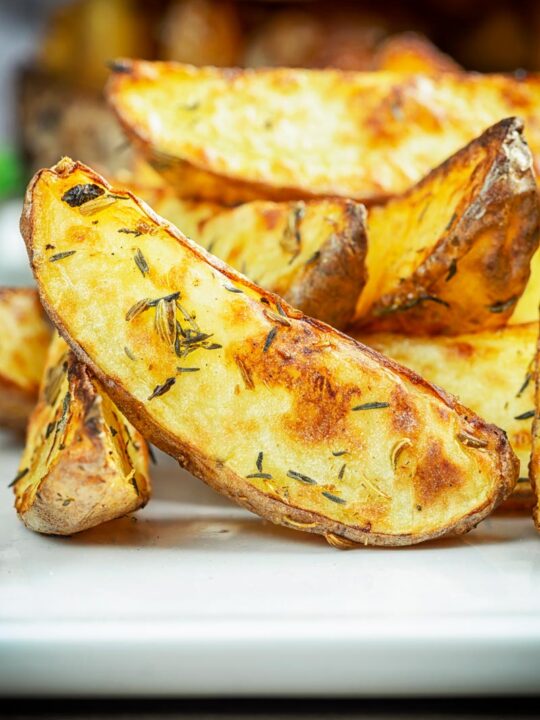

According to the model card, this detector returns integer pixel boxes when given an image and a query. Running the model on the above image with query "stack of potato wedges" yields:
[6,47,540,547]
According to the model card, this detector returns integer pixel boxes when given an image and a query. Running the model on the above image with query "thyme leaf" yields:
[148,377,176,400]
[352,401,390,411]
[49,250,76,262]
[287,469,318,485]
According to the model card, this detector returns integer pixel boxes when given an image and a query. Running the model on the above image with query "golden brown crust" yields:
[373,32,463,74]
[106,61,540,203]
[13,333,151,535]
[21,159,518,546]
[353,118,540,335]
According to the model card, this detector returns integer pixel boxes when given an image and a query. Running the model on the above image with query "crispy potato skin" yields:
[0,288,51,430]
[530,324,540,530]
[353,118,540,335]
[130,188,367,330]
[107,61,540,203]
[21,159,518,547]
[13,334,151,535]
[357,324,537,511]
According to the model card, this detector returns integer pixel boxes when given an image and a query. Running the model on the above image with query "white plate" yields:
[1,429,540,698]
[1,199,540,697]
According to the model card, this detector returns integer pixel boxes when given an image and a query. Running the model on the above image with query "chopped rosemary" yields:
[489,297,517,313]
[109,426,118,437]
[445,212,457,231]
[124,346,136,361]
[148,377,176,400]
[282,203,304,263]
[126,298,151,321]
[263,327,278,352]
[446,258,458,281]
[517,362,534,397]
[130,476,140,496]
[287,469,318,485]
[457,431,488,449]
[515,409,535,420]
[176,367,200,373]
[352,401,390,411]
[155,298,176,346]
[246,472,273,479]
[49,250,76,262]
[338,464,346,480]
[118,228,142,236]
[9,467,29,487]
[322,491,346,504]
[223,282,243,293]
[264,309,291,327]
[133,248,149,276]
[256,451,263,473]
[332,450,348,457]
[518,477,530,483]
[61,183,104,207]
[45,421,56,439]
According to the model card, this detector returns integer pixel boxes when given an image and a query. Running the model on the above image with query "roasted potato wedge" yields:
[358,324,538,511]
[353,118,540,335]
[107,61,540,203]
[128,188,367,329]
[373,32,462,74]
[0,288,51,430]
[530,323,540,529]
[510,249,540,325]
[21,158,518,547]
[13,333,151,535]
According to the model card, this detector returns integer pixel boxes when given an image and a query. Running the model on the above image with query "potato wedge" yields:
[352,118,539,335]
[12,332,151,535]
[127,188,367,329]
[357,324,538,511]
[107,61,540,203]
[21,158,518,547]
[510,249,540,325]
[530,324,540,529]
[0,288,51,430]
[373,32,462,74]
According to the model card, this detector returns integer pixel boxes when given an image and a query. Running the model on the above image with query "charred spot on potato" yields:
[414,441,465,506]
[61,184,104,207]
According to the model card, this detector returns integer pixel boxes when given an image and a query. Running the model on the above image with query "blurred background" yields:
[1,0,540,283]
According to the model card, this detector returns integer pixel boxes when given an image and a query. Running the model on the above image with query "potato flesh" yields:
[511,248,540,325]
[108,62,540,202]
[22,160,517,545]
[14,333,151,535]
[0,288,50,395]
[359,325,536,492]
